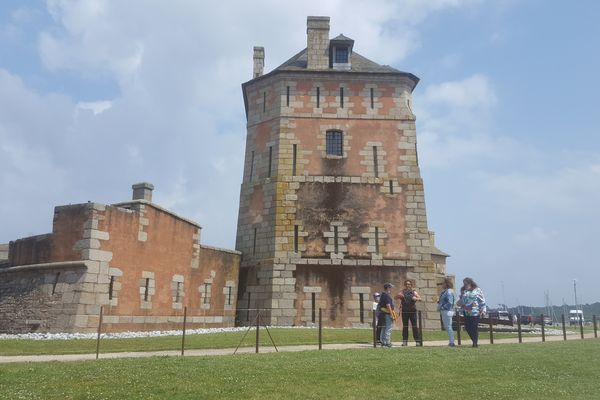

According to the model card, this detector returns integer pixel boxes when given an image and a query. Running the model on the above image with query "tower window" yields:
[339,87,344,108]
[268,146,273,177]
[286,86,290,107]
[326,131,343,156]
[316,87,320,108]
[370,88,374,109]
[335,47,349,63]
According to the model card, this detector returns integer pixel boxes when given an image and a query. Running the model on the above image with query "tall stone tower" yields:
[236,16,447,327]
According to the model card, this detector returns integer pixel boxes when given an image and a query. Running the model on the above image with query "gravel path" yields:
[1,333,595,364]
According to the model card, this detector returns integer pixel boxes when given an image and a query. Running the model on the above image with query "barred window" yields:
[326,131,343,156]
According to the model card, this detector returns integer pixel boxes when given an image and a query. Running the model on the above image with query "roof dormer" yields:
[329,34,354,71]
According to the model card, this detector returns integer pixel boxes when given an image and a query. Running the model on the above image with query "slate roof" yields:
[275,47,404,74]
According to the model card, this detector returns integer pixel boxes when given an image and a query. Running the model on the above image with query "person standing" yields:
[437,277,456,347]
[458,277,487,347]
[396,280,422,346]
[378,283,396,348]
[372,292,383,345]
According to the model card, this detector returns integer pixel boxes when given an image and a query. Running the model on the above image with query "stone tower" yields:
[236,16,447,327]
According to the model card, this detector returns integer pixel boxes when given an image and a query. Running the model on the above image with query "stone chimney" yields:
[306,16,330,70]
[253,46,265,78]
[132,182,154,202]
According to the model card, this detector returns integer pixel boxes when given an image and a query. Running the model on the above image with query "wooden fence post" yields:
[372,310,377,348]
[561,314,567,341]
[579,314,584,340]
[255,310,260,353]
[318,308,323,350]
[181,306,187,356]
[95,306,103,360]
[517,313,522,344]
[593,315,598,339]
[488,316,494,344]
[541,314,546,342]
[456,313,462,346]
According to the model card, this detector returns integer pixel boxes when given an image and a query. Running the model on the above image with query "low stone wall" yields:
[0,262,87,333]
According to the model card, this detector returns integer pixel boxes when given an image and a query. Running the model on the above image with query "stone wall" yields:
[0,262,87,333]
[237,65,445,327]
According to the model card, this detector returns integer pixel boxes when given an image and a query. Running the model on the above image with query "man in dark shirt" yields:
[378,282,395,347]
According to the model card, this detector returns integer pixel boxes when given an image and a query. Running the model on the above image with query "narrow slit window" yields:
[144,278,150,301]
[359,293,365,323]
[389,180,394,194]
[286,86,290,107]
[316,87,320,108]
[370,88,374,109]
[226,286,233,305]
[253,227,257,255]
[249,150,255,181]
[325,131,343,156]
[292,144,297,176]
[339,87,344,108]
[374,227,380,254]
[108,275,115,300]
[373,146,379,178]
[268,146,273,177]
[263,91,266,112]
[52,272,60,295]
[175,282,182,303]
[334,226,339,254]
[294,225,299,253]
[311,292,316,323]
[203,283,211,304]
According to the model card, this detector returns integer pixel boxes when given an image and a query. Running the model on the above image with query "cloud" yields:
[514,226,558,244]
[76,100,112,115]
[482,161,600,212]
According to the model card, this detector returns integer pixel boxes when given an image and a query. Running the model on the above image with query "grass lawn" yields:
[0,328,525,356]
[1,339,599,399]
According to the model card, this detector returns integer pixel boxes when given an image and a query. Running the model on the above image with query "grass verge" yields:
[1,340,599,399]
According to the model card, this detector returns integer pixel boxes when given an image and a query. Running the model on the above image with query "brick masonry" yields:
[0,195,241,333]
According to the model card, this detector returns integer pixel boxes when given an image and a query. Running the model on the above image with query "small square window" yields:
[326,131,343,156]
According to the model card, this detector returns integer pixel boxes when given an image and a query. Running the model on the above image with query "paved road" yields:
[0,333,596,364]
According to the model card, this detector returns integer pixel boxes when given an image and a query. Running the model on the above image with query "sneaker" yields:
[415,342,423,347]
[448,343,456,347]
[401,341,408,347]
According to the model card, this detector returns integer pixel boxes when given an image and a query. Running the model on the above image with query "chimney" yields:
[306,16,330,70]
[132,182,154,202]
[253,46,265,78]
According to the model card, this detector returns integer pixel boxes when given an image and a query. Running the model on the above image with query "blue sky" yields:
[1,0,599,308]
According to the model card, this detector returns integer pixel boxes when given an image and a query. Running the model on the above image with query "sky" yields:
[1,0,599,308]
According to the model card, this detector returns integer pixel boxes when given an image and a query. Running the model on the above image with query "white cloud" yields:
[482,161,600,212]
[76,100,112,115]
[514,226,558,244]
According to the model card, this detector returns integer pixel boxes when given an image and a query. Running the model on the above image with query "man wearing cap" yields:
[378,283,396,347]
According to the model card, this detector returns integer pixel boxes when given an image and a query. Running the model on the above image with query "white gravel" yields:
[0,327,255,341]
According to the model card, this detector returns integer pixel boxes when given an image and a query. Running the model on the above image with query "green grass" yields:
[1,340,599,399]
[0,328,525,356]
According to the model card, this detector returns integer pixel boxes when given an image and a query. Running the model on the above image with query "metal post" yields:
[418,311,423,346]
[594,315,598,338]
[456,312,462,346]
[372,310,377,348]
[579,314,584,340]
[561,314,567,341]
[181,306,187,356]
[488,315,494,344]
[255,310,260,353]
[95,306,103,360]
[318,308,323,350]
[517,313,522,343]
